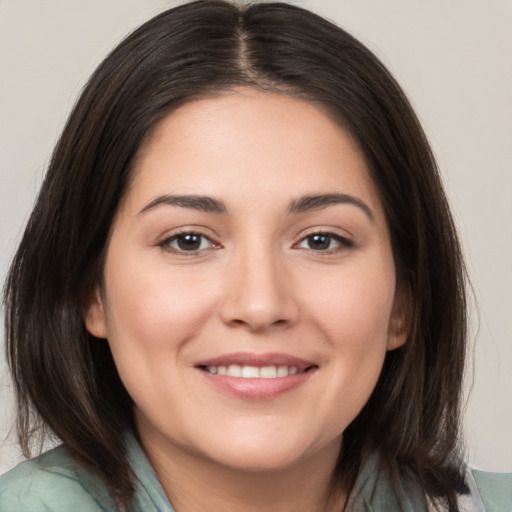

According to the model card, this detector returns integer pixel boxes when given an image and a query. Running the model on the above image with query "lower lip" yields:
[198,368,316,400]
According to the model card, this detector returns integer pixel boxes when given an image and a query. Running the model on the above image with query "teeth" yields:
[226,364,242,377]
[260,365,277,378]
[205,364,301,378]
[241,366,259,378]
[277,365,289,377]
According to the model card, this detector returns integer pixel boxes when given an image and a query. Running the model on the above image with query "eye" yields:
[160,232,217,253]
[296,232,352,252]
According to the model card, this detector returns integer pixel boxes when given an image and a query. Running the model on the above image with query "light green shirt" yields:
[0,434,510,511]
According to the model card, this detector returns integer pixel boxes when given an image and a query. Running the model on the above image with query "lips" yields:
[195,352,318,399]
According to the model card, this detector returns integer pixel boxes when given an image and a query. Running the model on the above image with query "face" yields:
[85,89,408,474]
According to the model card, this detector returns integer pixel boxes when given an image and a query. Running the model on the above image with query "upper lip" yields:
[194,352,317,371]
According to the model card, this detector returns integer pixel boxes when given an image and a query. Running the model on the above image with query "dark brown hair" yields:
[4,1,468,509]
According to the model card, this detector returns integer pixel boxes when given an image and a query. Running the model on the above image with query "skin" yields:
[85,88,409,512]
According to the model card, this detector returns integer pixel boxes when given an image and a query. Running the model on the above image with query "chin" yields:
[199,432,337,474]
[213,449,307,473]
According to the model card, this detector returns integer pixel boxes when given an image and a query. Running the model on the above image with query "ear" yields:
[83,286,108,339]
[387,281,412,351]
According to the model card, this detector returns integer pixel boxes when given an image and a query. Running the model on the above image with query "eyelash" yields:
[158,230,353,255]
[294,232,354,252]
[158,231,219,254]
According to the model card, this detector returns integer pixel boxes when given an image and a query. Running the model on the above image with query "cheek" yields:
[101,253,219,364]
[305,258,396,348]
[100,257,219,419]
[300,257,395,423]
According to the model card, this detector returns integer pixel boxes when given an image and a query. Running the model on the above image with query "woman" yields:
[1,1,509,510]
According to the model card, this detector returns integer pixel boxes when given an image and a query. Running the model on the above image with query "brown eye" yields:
[297,232,353,252]
[176,234,202,251]
[306,234,331,250]
[161,233,215,253]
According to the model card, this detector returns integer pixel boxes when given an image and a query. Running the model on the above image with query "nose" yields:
[220,244,299,332]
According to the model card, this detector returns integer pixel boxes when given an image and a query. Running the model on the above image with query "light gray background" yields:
[1,0,511,474]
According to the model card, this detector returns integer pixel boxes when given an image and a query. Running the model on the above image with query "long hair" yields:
[4,1,468,509]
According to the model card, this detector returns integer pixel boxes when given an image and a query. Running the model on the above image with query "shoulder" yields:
[0,445,117,511]
[471,469,512,512]
[353,449,512,512]
[350,449,428,509]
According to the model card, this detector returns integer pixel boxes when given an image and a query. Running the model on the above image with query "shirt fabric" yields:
[0,433,510,511]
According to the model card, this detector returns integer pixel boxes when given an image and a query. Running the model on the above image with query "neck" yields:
[138,427,345,512]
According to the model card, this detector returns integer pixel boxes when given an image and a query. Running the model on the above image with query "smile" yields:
[195,353,318,399]
[202,364,305,378]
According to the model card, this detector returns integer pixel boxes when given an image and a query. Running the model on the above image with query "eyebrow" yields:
[139,194,227,215]
[138,192,373,221]
[288,193,374,221]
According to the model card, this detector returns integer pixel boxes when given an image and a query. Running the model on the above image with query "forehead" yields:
[125,89,384,219]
